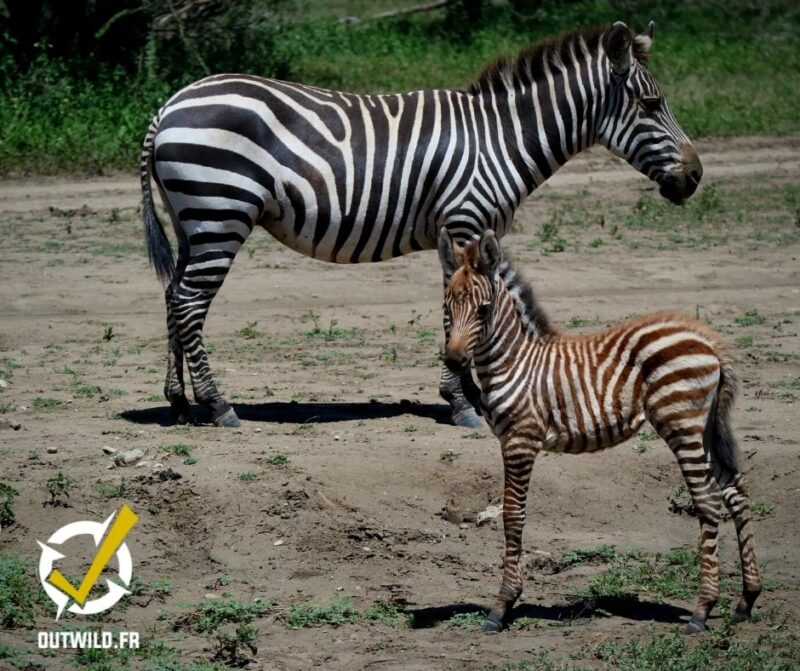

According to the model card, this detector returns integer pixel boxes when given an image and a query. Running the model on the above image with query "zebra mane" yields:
[468,24,648,95]
[496,255,553,340]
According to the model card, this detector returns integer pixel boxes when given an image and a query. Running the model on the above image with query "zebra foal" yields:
[439,229,762,634]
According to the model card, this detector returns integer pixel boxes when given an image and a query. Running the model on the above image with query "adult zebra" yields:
[141,21,702,428]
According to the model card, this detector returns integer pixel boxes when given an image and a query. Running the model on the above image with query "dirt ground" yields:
[0,136,798,670]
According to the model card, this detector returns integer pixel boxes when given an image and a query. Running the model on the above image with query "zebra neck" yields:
[474,51,605,193]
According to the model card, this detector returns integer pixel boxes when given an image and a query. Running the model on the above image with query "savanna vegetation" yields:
[0,0,798,175]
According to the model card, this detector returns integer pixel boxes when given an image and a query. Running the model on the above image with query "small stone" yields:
[459,523,469,530]
[136,461,149,468]
[273,539,284,546]
[334,435,341,441]
[47,446,58,454]
[254,427,262,433]
[114,448,145,467]
[8,419,20,430]
[476,504,503,526]
[102,445,117,455]
[153,462,163,470]
[204,593,221,600]
[0,379,8,389]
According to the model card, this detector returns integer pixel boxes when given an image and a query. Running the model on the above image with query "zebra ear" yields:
[605,21,633,76]
[636,21,654,53]
[438,228,459,278]
[478,230,502,277]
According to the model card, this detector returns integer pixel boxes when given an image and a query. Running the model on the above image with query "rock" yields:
[114,448,145,467]
[273,539,284,546]
[204,593,221,600]
[46,446,58,454]
[476,504,503,526]
[0,417,21,430]
[102,445,117,455]
[334,435,341,441]
[0,379,8,389]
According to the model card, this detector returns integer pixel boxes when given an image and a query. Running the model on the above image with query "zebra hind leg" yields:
[659,421,723,634]
[170,248,242,428]
[164,292,191,424]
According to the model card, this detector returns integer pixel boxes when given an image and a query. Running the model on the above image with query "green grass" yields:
[284,594,361,629]
[238,470,258,481]
[735,334,754,348]
[751,500,776,517]
[445,610,486,630]
[0,483,18,527]
[1,1,798,175]
[265,454,289,466]
[31,396,63,409]
[559,545,639,568]
[0,555,42,628]
[98,478,130,499]
[177,597,271,634]
[163,443,191,457]
[735,309,764,327]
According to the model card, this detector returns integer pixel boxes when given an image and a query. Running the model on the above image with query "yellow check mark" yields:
[47,504,139,607]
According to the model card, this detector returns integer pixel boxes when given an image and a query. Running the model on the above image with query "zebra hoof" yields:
[213,406,241,428]
[451,408,484,428]
[731,608,752,624]
[482,617,503,634]
[170,397,192,425]
[683,618,706,635]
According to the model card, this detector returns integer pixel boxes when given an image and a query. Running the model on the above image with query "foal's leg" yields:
[164,295,191,424]
[713,467,762,622]
[658,416,723,634]
[484,441,537,632]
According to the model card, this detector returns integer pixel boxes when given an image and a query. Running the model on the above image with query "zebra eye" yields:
[640,95,662,113]
[477,303,491,318]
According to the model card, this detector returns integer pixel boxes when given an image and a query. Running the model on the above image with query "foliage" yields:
[45,472,76,506]
[0,555,41,628]
[0,482,18,528]
[1,1,799,174]
[178,597,272,634]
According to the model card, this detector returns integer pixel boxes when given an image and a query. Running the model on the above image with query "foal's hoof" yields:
[482,617,503,634]
[683,618,707,635]
[213,406,241,428]
[452,408,484,428]
[731,608,752,624]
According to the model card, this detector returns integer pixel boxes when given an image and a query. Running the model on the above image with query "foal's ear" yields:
[438,228,459,277]
[605,21,633,76]
[478,230,502,276]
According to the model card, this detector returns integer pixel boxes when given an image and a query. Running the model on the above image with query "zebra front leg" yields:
[164,293,191,424]
[170,282,240,428]
[484,444,536,633]
[439,361,483,428]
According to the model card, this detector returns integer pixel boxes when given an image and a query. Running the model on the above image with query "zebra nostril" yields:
[689,169,702,185]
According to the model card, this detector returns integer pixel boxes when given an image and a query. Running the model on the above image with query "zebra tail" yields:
[705,353,740,474]
[141,115,174,285]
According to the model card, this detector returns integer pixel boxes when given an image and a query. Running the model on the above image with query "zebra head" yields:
[598,22,702,205]
[439,229,501,373]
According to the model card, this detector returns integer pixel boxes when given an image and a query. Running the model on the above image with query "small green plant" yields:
[46,472,76,506]
[285,595,360,629]
[416,328,437,343]
[669,483,696,516]
[214,622,258,664]
[446,610,486,630]
[0,555,40,628]
[751,501,775,517]
[178,597,271,634]
[32,396,63,409]
[362,600,405,625]
[565,316,597,329]
[560,545,630,568]
[735,334,754,348]
[183,455,198,465]
[589,237,603,248]
[99,478,129,499]
[163,443,190,456]
[0,483,19,528]
[633,443,651,454]
[440,449,459,462]
[236,321,261,339]
[74,384,102,396]
[265,454,289,466]
[734,309,764,327]
[102,325,116,341]
[238,471,258,481]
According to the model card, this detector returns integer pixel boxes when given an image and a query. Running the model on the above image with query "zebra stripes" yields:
[440,230,762,634]
[141,21,702,427]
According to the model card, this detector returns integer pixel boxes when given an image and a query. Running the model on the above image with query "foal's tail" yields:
[705,353,740,475]
[141,114,174,286]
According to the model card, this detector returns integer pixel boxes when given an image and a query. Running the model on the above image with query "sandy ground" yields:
[0,136,798,670]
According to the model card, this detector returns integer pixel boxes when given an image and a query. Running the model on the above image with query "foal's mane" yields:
[468,23,649,95]
[496,255,554,339]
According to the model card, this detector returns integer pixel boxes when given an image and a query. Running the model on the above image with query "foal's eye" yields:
[477,303,491,318]
[640,95,662,113]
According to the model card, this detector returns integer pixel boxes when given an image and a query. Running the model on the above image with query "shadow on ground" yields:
[406,596,692,629]
[119,399,454,427]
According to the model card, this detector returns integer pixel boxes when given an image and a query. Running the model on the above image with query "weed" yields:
[440,449,459,462]
[163,443,190,456]
[45,472,76,506]
[265,454,289,466]
[381,345,398,363]
[102,325,116,341]
[589,237,603,248]
[735,309,764,327]
[0,401,15,414]
[462,431,485,439]
[0,483,18,528]
[669,484,696,516]
[32,396,63,409]
[303,313,361,342]
[565,317,598,329]
[177,597,271,634]
[0,555,41,627]
[735,334,754,348]
[236,321,261,339]
[362,600,405,625]
[446,610,486,630]
[633,443,651,454]
[285,594,360,629]
[752,501,776,517]
[74,384,102,396]
[98,478,130,499]
[416,328,437,344]
[184,456,198,465]
[238,471,258,481]
[403,425,417,433]
[214,622,258,664]
[559,545,632,568]
[638,429,659,441]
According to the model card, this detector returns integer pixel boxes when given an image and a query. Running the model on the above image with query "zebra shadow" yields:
[119,398,453,427]
[405,596,692,629]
